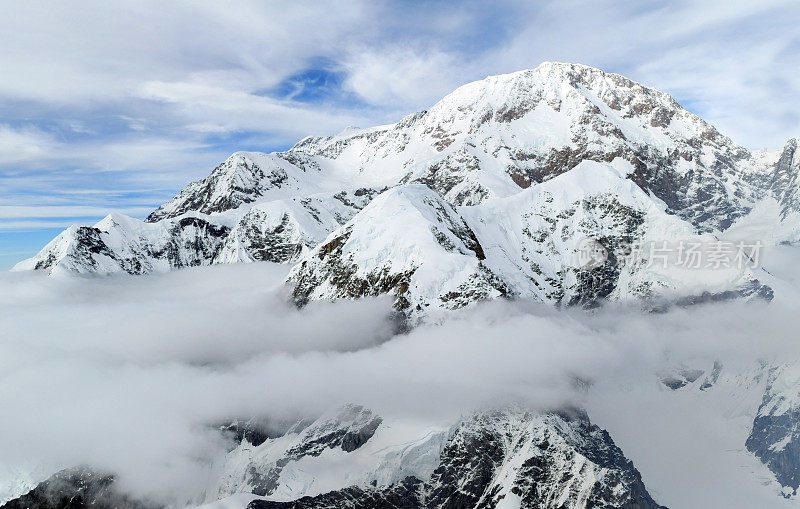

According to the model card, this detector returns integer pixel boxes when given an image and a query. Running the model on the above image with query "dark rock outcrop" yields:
[0,468,158,509]
[247,408,665,509]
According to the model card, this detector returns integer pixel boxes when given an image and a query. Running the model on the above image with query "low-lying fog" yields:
[2,245,800,508]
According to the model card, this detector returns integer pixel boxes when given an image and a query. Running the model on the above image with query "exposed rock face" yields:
[246,407,664,509]
[0,468,156,509]
[769,139,800,220]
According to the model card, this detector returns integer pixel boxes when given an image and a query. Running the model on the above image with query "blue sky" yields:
[1,0,799,269]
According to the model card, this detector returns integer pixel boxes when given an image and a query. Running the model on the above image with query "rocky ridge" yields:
[244,407,664,509]
[2,406,664,509]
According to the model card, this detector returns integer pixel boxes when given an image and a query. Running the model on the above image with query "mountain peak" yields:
[430,60,681,122]
[18,63,800,308]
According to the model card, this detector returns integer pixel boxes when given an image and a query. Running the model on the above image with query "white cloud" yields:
[0,263,398,502]
[0,126,56,165]
[1,248,800,504]
[136,80,372,140]
[0,205,154,219]
[343,48,459,108]
[0,136,227,209]
[0,1,374,105]
[0,220,94,231]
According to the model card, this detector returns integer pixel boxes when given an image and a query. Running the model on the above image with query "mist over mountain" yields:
[5,63,800,508]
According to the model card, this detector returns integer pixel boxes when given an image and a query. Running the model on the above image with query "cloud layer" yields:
[2,247,800,505]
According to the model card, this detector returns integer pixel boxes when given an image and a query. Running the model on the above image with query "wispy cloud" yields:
[135,80,373,140]
[0,221,95,231]
[0,206,154,219]
[0,125,57,165]
[0,250,38,256]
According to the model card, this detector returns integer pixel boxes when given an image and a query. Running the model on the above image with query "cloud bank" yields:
[2,248,800,506]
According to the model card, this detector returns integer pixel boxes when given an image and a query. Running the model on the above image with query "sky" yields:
[1,0,799,269]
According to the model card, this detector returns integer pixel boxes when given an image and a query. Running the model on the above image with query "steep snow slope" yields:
[288,184,504,321]
[747,363,800,496]
[289,160,770,321]
[587,360,794,508]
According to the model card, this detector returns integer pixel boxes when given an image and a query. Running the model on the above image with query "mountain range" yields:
[16,62,800,319]
[8,62,800,508]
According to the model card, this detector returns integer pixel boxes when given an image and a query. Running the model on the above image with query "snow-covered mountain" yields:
[10,61,800,506]
[289,159,770,323]
[242,406,664,509]
[1,406,664,509]
[16,63,797,314]
[14,188,380,275]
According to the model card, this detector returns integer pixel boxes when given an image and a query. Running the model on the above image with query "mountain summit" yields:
[15,62,798,318]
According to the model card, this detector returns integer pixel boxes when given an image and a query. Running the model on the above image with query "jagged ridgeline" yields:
[1,406,665,509]
[15,62,798,319]
[16,62,798,320]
